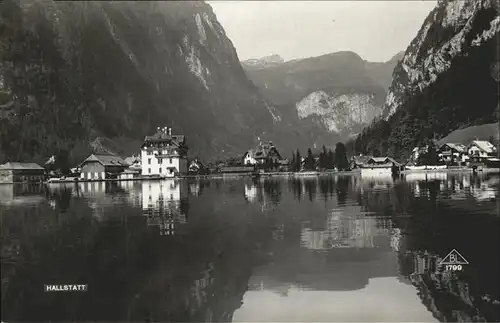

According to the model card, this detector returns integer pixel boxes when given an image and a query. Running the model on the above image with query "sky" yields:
[208,1,437,63]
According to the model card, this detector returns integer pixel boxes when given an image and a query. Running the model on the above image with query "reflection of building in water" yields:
[142,180,188,235]
[189,182,200,197]
[0,184,45,206]
[244,179,280,212]
[300,229,327,250]
[405,172,448,182]
[244,182,258,202]
[403,251,491,322]
[440,174,499,202]
[300,205,390,250]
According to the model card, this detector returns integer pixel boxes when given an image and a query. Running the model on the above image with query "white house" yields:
[243,141,282,166]
[467,140,497,161]
[140,126,188,177]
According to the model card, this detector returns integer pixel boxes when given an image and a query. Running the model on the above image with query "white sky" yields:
[209,1,437,63]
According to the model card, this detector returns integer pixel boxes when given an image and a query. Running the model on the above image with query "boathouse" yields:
[79,153,129,180]
[360,157,402,176]
[0,162,45,184]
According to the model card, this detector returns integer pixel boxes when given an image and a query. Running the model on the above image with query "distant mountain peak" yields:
[241,54,285,69]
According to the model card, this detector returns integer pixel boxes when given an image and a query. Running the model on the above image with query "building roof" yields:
[143,128,185,147]
[351,155,372,165]
[189,157,206,167]
[366,157,401,166]
[0,162,45,170]
[80,154,129,167]
[245,142,281,160]
[440,143,467,152]
[469,140,497,153]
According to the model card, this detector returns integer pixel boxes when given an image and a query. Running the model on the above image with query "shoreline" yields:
[2,167,498,185]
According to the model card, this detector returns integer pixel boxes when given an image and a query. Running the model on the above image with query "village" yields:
[0,125,499,184]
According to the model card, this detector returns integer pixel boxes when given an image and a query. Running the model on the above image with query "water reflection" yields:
[142,180,188,236]
[1,173,499,322]
[0,184,45,207]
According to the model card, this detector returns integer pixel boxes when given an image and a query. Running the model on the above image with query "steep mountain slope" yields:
[243,51,402,141]
[353,0,500,160]
[0,0,279,164]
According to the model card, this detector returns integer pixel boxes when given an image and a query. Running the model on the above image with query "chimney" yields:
[168,127,172,136]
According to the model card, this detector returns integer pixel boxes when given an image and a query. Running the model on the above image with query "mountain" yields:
[242,51,403,142]
[353,0,500,160]
[0,0,280,164]
[241,54,285,70]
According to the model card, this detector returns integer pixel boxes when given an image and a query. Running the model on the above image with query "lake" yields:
[1,172,499,322]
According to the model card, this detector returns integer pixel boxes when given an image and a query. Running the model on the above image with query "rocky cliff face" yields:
[0,0,278,163]
[243,51,402,144]
[354,0,500,160]
[384,0,500,120]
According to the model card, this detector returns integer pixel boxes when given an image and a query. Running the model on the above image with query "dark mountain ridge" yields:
[0,0,278,164]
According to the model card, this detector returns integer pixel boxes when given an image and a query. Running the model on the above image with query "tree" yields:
[327,149,335,169]
[294,149,301,172]
[55,149,70,175]
[319,145,328,169]
[305,148,314,170]
[334,142,349,171]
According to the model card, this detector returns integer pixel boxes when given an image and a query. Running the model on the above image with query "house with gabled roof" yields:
[0,162,45,183]
[437,143,468,165]
[350,155,372,169]
[467,140,497,162]
[140,126,188,177]
[188,157,208,174]
[79,153,129,180]
[243,141,282,167]
[360,157,402,177]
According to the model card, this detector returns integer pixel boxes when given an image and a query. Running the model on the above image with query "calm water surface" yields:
[1,172,499,322]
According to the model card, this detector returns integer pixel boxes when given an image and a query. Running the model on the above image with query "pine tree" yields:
[305,148,314,170]
[319,145,327,169]
[327,150,334,169]
[295,149,301,171]
[334,142,349,171]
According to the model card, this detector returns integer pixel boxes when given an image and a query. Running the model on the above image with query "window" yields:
[148,168,151,174]
[158,159,162,164]
[159,168,162,173]
[169,158,172,164]
[148,158,151,165]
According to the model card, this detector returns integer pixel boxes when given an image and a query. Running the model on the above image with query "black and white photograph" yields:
[1,0,499,322]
